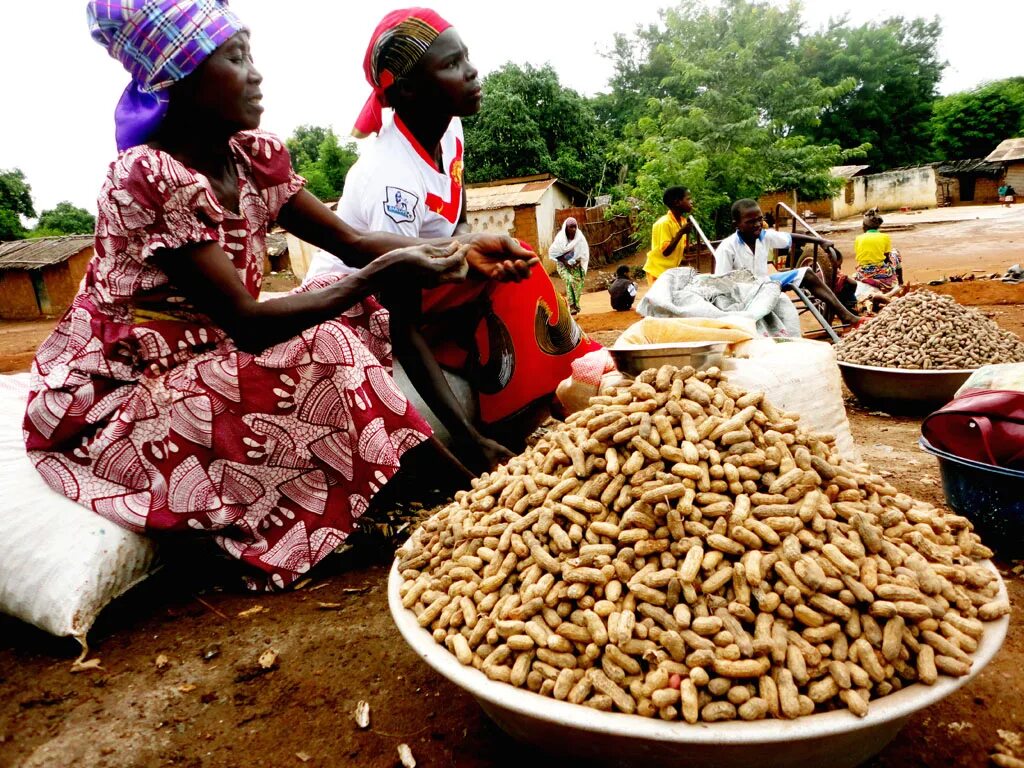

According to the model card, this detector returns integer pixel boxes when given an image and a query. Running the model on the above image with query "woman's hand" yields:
[456,433,515,474]
[378,242,469,285]
[458,233,539,283]
[475,436,515,471]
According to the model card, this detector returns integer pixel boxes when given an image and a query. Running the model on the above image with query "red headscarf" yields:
[353,8,452,138]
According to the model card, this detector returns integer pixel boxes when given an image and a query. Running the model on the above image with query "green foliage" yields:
[0,168,35,241]
[799,16,945,169]
[298,166,334,202]
[605,0,863,239]
[33,201,95,236]
[27,227,69,239]
[595,25,676,137]
[931,78,1024,160]
[0,210,25,241]
[286,127,359,201]
[285,125,333,170]
[463,63,609,192]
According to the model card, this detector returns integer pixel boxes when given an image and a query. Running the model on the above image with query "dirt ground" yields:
[0,322,48,375]
[2,213,1024,768]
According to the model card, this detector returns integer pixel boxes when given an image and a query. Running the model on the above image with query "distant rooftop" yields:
[0,235,93,272]
[830,165,870,179]
[466,174,587,211]
[937,158,1003,176]
[985,137,1024,163]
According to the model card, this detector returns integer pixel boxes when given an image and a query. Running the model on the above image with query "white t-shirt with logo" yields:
[303,114,465,282]
[713,229,793,278]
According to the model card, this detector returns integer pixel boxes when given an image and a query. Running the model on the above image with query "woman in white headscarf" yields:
[549,218,590,315]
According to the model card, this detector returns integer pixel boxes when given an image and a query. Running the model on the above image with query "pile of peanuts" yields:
[837,291,1024,369]
[397,365,1008,722]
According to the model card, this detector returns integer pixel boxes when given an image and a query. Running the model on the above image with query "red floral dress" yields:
[23,131,431,590]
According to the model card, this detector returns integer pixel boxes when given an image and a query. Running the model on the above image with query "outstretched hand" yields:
[459,233,540,283]
[381,242,469,285]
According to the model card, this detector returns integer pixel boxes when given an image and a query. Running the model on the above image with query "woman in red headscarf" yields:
[305,8,601,457]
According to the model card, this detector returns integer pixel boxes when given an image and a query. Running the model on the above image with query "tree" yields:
[605,0,862,239]
[285,125,333,171]
[0,168,35,240]
[285,126,359,201]
[31,201,96,237]
[314,132,358,197]
[463,64,610,192]
[594,22,677,137]
[931,78,1024,160]
[799,16,945,169]
[464,90,551,182]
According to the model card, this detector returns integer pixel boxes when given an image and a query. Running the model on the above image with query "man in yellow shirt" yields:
[643,186,693,286]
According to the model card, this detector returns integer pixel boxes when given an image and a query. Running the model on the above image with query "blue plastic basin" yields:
[919,437,1024,558]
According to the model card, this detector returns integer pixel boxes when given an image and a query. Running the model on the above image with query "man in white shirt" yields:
[714,199,860,326]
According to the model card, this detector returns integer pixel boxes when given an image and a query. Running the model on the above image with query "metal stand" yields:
[789,283,841,344]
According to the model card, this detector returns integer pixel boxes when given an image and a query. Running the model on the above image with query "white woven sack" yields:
[723,338,862,463]
[0,373,157,646]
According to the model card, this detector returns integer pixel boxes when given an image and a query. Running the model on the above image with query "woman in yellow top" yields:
[854,213,902,291]
[643,186,693,286]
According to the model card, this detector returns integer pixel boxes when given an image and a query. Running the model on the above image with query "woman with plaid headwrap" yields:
[23,0,533,590]
[305,8,601,455]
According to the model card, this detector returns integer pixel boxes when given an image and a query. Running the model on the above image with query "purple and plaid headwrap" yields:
[87,0,246,151]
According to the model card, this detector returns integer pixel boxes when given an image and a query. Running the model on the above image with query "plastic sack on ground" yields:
[0,373,158,646]
[723,338,861,463]
[638,267,801,338]
[956,363,1024,398]
[615,316,756,348]
[556,349,629,415]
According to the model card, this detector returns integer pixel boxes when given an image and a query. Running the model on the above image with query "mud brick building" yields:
[0,235,93,320]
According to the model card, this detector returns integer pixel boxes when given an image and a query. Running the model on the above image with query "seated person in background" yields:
[608,265,638,311]
[714,199,860,326]
[643,186,693,286]
[854,213,903,291]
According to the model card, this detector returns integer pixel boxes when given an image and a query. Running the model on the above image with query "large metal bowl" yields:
[609,342,728,376]
[837,361,974,414]
[388,557,1008,768]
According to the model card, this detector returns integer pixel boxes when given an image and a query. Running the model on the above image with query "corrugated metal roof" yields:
[830,165,870,179]
[0,235,93,272]
[466,177,558,211]
[936,158,1003,176]
[985,137,1024,163]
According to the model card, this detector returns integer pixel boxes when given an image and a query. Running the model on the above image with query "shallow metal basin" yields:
[610,342,728,376]
[837,361,974,414]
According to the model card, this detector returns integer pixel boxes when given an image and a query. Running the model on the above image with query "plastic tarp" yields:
[638,267,801,338]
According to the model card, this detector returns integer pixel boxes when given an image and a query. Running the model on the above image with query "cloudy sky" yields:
[2,0,1021,218]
